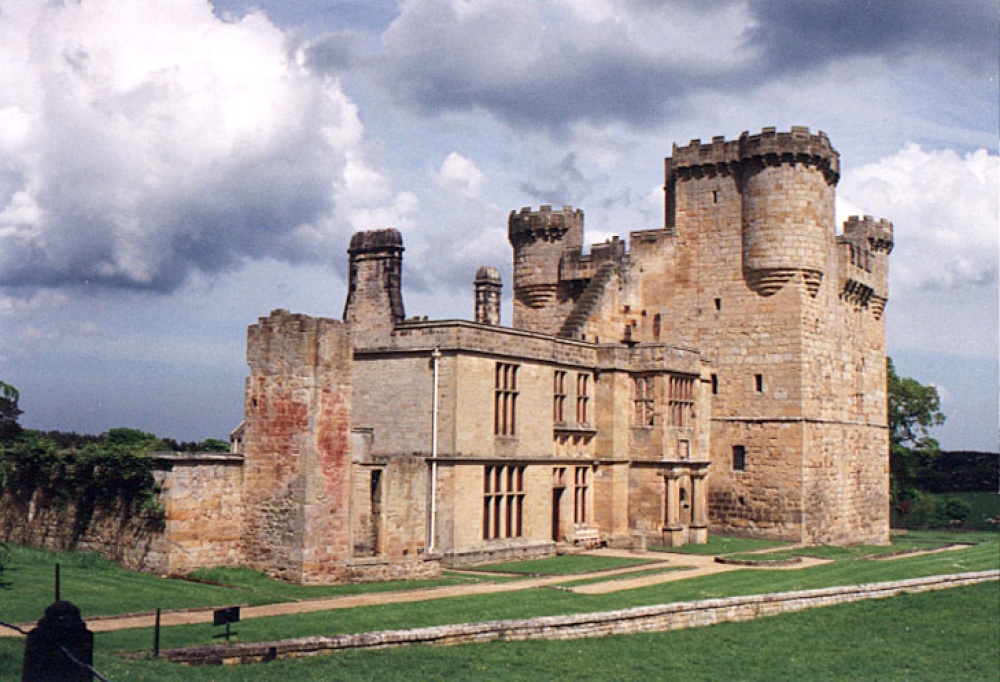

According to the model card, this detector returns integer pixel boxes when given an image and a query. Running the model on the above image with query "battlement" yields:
[508,205,585,247]
[667,126,839,185]
[843,215,894,253]
[561,236,627,281]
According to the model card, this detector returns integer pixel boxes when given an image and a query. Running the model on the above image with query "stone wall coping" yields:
[152,452,245,465]
[151,570,998,665]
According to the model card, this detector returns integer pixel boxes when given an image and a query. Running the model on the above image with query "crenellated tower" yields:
[508,205,584,334]
[655,126,889,545]
[664,126,840,298]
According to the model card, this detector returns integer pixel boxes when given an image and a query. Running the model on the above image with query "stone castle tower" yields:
[228,124,890,584]
[508,127,892,544]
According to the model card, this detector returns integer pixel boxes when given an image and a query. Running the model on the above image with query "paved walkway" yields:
[6,544,965,636]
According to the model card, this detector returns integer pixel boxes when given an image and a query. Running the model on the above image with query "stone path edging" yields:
[150,570,999,665]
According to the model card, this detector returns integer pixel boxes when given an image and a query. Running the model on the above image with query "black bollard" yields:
[22,600,94,682]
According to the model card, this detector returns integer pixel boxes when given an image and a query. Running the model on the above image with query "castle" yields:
[227,126,893,583]
[1,127,893,584]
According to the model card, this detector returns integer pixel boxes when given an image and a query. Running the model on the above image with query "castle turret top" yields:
[843,215,894,254]
[666,126,840,185]
[508,205,584,247]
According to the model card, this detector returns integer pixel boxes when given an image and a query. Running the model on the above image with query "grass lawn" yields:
[0,545,472,625]
[470,554,661,575]
[650,535,790,555]
[28,530,988,658]
[0,531,995,679]
[3,579,995,680]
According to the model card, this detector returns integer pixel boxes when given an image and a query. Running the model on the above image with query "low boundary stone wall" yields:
[156,570,998,665]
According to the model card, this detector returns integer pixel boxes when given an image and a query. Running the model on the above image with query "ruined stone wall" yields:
[0,491,169,573]
[241,309,354,583]
[0,455,243,575]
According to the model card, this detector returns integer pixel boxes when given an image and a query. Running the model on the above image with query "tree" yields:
[887,357,945,515]
[0,380,23,441]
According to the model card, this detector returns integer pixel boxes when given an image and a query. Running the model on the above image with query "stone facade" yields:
[225,126,889,582]
[1,126,891,583]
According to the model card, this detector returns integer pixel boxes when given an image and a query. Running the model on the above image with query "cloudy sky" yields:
[1,0,996,450]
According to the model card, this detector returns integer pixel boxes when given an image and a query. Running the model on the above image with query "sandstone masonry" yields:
[0,126,893,582]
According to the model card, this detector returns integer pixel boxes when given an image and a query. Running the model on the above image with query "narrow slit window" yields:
[733,445,746,471]
[754,374,763,393]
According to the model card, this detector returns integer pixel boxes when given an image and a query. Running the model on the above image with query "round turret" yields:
[507,206,583,329]
[739,127,839,296]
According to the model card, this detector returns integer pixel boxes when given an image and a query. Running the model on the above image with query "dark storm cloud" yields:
[744,0,998,76]
[373,0,995,133]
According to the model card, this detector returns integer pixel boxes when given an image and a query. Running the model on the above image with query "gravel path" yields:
[9,544,958,636]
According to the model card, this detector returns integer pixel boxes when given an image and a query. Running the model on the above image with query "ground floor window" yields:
[573,466,589,524]
[483,465,525,539]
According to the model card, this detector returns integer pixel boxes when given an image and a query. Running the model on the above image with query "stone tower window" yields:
[576,373,590,425]
[754,374,763,393]
[714,298,722,311]
[668,375,695,427]
[553,370,567,423]
[494,363,519,436]
[633,376,655,427]
[711,374,719,395]
[733,445,747,471]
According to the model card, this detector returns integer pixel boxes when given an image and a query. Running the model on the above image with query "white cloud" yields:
[435,152,485,197]
[0,0,395,291]
[837,144,998,293]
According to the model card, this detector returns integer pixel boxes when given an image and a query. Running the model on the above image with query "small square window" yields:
[733,445,746,471]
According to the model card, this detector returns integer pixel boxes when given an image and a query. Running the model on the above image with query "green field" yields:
[2,581,995,681]
[0,532,996,680]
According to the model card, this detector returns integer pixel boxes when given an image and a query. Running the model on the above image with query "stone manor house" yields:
[214,126,893,583]
[2,127,893,584]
